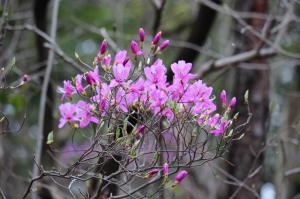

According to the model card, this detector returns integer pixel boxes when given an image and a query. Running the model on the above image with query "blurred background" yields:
[1,0,300,198]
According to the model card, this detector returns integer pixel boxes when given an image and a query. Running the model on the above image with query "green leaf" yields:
[47,131,54,145]
[74,52,80,59]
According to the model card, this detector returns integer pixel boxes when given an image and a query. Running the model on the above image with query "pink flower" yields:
[220,90,227,107]
[139,28,145,42]
[91,83,111,115]
[144,59,167,88]
[101,54,111,71]
[75,74,85,94]
[57,80,76,100]
[115,88,128,112]
[163,162,169,176]
[211,118,227,136]
[58,103,77,128]
[149,89,168,115]
[85,66,100,86]
[114,50,131,67]
[75,101,98,128]
[207,114,220,127]
[159,40,169,51]
[162,107,174,121]
[171,60,193,84]
[175,170,188,184]
[152,31,161,45]
[110,64,131,87]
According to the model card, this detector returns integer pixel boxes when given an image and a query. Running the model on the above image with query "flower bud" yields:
[220,90,227,107]
[99,39,107,55]
[147,169,160,177]
[229,97,237,109]
[139,28,145,42]
[175,170,188,184]
[159,40,169,51]
[131,40,139,55]
[152,31,161,45]
[163,162,169,176]
[85,72,96,85]
[137,125,145,134]
[102,55,111,65]
[130,40,143,56]
[22,74,29,82]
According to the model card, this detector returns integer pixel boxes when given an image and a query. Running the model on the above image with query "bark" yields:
[34,0,54,166]
[227,0,269,198]
[33,0,54,198]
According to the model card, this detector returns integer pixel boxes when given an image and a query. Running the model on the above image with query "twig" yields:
[31,1,60,199]
[198,47,276,77]
[5,24,87,72]
[0,186,7,199]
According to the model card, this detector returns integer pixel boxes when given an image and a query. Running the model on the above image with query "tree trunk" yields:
[227,0,269,198]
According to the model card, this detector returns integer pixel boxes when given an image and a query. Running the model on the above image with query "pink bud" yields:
[75,74,84,94]
[159,40,169,51]
[101,55,111,66]
[229,97,237,109]
[148,169,160,177]
[220,90,227,107]
[99,39,107,55]
[175,170,188,184]
[22,74,29,82]
[152,31,161,45]
[130,40,143,56]
[85,72,95,85]
[137,125,145,134]
[139,28,145,42]
[131,40,139,55]
[163,163,168,176]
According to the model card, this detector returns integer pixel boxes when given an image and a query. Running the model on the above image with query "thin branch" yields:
[5,24,88,72]
[197,47,276,78]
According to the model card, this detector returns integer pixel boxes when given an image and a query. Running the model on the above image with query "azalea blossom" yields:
[57,29,237,137]
[57,80,76,100]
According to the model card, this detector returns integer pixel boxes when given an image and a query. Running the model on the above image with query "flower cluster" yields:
[57,28,236,136]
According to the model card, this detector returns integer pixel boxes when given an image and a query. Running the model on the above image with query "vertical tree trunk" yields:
[227,0,269,198]
[275,65,300,199]
[33,0,54,198]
